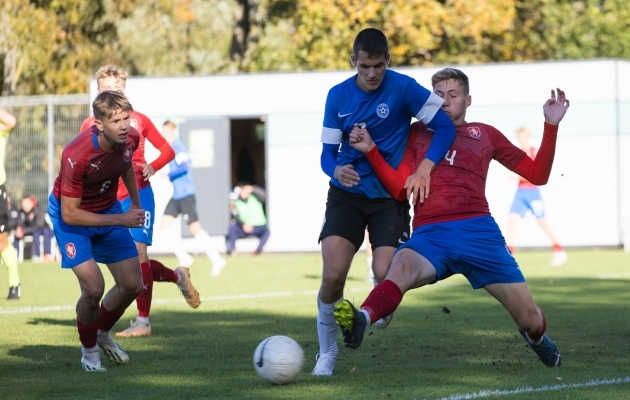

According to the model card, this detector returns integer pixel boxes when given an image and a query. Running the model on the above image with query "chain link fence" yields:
[0,95,90,210]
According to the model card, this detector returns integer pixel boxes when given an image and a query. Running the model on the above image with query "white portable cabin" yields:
[89,59,630,254]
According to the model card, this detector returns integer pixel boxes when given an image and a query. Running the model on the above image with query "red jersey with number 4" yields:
[81,111,174,200]
[365,121,558,229]
[52,126,140,212]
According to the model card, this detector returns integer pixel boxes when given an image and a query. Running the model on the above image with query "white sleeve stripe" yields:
[321,127,343,144]
[415,92,444,124]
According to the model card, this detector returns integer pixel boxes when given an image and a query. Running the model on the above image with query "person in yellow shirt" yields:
[0,108,20,300]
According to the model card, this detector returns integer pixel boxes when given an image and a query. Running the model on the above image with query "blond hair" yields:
[92,91,133,121]
[516,127,531,137]
[95,65,129,84]
[163,120,177,129]
[431,68,470,95]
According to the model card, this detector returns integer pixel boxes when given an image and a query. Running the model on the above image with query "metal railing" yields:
[0,95,90,209]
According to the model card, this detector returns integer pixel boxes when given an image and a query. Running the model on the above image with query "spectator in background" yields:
[227,183,270,256]
[14,195,55,262]
[0,108,20,300]
[506,127,567,266]
[160,120,227,276]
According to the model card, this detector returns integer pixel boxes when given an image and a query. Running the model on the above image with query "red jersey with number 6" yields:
[81,111,174,200]
[52,126,140,212]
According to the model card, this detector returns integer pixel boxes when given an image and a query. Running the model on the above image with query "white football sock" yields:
[195,229,225,266]
[316,296,339,355]
[167,227,193,266]
[360,309,371,329]
[136,316,149,324]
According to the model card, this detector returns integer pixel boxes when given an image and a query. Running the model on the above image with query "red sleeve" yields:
[60,159,88,198]
[364,132,414,201]
[141,115,175,172]
[494,122,558,185]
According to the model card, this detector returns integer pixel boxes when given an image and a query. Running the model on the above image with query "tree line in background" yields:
[1,0,629,96]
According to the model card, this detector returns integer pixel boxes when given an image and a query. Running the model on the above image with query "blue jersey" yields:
[168,140,195,200]
[321,69,445,198]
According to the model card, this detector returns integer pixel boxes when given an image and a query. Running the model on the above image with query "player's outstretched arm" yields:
[543,88,570,126]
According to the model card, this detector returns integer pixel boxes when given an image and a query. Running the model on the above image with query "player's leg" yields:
[91,212,142,364]
[485,282,561,367]
[47,193,106,370]
[0,186,19,299]
[251,225,270,255]
[507,189,527,254]
[72,259,108,371]
[313,185,368,376]
[161,198,193,267]
[365,230,374,284]
[537,218,567,266]
[226,222,246,256]
[364,198,411,328]
[116,188,161,337]
[150,258,200,309]
[185,195,226,275]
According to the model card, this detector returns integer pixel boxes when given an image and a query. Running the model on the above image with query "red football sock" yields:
[361,279,404,324]
[552,244,563,252]
[77,319,99,348]
[98,303,124,333]
[136,262,153,318]
[150,259,178,283]
[527,306,547,342]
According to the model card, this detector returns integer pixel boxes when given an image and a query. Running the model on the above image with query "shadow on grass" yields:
[27,318,76,327]
[1,277,630,399]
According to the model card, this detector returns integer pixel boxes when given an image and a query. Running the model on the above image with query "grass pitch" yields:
[1,249,629,399]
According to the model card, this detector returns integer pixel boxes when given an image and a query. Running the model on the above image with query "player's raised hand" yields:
[120,207,146,228]
[138,163,155,181]
[334,164,360,187]
[543,88,570,126]
[404,158,435,205]
[349,127,375,154]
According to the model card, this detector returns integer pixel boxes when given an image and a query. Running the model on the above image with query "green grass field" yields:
[1,249,630,399]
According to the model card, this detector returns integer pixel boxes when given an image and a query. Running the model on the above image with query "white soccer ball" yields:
[253,335,305,385]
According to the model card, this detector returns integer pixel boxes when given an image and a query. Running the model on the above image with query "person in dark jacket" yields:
[14,196,55,262]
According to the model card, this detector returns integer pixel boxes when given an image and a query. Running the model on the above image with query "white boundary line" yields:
[0,287,370,315]
[435,377,630,399]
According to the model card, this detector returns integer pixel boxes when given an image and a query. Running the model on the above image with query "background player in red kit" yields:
[334,68,570,368]
[507,126,567,266]
[48,91,145,371]
[81,65,200,339]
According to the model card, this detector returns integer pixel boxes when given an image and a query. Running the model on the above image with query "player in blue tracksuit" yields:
[312,28,456,376]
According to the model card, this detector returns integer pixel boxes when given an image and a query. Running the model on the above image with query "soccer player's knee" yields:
[82,285,105,305]
[518,311,543,333]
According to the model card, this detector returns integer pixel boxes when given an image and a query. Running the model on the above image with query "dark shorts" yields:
[164,194,199,224]
[398,215,525,289]
[0,184,7,233]
[318,183,411,250]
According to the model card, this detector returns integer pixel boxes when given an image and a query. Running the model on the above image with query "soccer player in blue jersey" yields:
[160,120,226,277]
[312,28,456,376]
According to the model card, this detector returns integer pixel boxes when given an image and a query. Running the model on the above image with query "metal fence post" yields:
[47,99,54,196]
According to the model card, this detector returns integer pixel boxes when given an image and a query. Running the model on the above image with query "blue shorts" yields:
[48,194,138,269]
[509,187,545,219]
[120,186,155,245]
[398,216,525,289]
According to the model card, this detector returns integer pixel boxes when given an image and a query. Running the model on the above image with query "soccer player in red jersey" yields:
[48,91,146,371]
[80,65,200,339]
[334,68,570,368]
[507,126,567,266]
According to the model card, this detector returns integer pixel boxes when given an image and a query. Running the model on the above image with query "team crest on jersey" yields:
[130,118,138,129]
[65,243,77,259]
[467,126,481,139]
[123,147,132,162]
[376,103,389,119]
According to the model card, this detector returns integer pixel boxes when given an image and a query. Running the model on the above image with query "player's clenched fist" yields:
[120,208,147,228]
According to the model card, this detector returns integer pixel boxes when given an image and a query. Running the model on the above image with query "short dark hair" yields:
[353,28,389,58]
[92,91,133,121]
[431,68,470,95]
